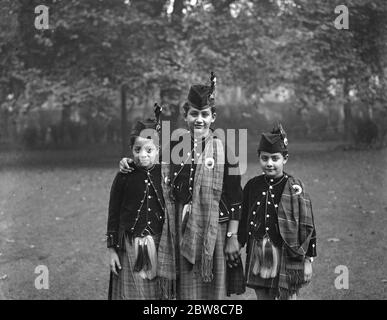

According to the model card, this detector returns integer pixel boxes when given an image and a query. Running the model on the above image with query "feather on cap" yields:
[186,72,216,109]
[130,103,163,137]
[258,122,289,153]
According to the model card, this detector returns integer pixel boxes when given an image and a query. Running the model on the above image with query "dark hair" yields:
[129,135,159,149]
[129,135,138,148]
[182,102,216,117]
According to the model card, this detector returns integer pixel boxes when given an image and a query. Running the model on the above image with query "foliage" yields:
[0,0,386,147]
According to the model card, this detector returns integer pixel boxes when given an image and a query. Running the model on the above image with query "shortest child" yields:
[106,111,167,300]
[238,124,317,300]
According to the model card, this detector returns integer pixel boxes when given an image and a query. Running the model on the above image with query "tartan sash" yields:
[277,175,315,258]
[277,175,316,296]
[157,163,177,299]
[180,135,225,282]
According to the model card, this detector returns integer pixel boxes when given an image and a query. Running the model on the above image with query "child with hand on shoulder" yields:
[107,106,174,300]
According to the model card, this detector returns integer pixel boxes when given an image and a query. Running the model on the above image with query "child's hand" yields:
[225,237,241,268]
[119,158,134,173]
[109,248,122,276]
[304,258,313,282]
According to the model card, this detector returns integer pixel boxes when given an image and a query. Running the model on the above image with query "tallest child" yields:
[120,73,244,299]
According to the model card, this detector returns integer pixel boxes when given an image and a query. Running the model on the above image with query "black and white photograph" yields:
[0,0,386,302]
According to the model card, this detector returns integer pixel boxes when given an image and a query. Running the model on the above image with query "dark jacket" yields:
[168,133,243,222]
[106,164,165,250]
[239,173,317,258]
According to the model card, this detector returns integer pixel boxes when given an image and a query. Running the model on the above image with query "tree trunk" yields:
[172,0,184,21]
[343,79,353,141]
[130,0,167,17]
[121,84,128,157]
[210,0,235,15]
[61,103,71,146]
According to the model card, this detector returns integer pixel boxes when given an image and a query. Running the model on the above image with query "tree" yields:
[276,0,387,144]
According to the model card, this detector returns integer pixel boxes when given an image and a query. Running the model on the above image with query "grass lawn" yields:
[0,142,386,299]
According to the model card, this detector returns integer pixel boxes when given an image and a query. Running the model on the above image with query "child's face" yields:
[132,137,159,169]
[259,151,288,178]
[184,106,216,138]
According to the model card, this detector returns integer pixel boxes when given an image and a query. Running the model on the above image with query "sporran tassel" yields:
[133,236,158,280]
[260,236,279,279]
[252,242,261,276]
[142,239,151,271]
[133,238,144,272]
[270,244,279,278]
[145,235,158,280]
[262,237,274,268]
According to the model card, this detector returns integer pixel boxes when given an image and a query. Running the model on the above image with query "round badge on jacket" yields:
[292,184,302,195]
[204,157,215,169]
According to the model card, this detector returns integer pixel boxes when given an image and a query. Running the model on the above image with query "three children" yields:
[107,75,317,300]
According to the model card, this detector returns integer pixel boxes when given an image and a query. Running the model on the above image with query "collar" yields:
[264,173,288,187]
[134,163,157,173]
[190,130,213,144]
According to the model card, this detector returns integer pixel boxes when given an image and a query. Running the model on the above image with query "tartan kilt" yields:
[245,238,305,299]
[108,233,161,300]
[179,222,227,300]
[226,255,246,296]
